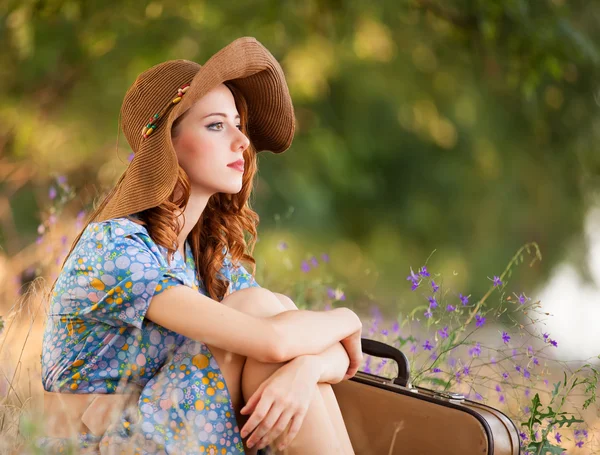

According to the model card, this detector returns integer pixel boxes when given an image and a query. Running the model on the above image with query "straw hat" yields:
[94,36,295,222]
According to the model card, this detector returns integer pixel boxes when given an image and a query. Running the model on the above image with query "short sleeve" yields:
[224,255,261,293]
[65,220,187,330]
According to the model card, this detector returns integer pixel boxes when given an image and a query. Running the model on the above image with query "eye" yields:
[207,122,244,131]
[207,122,224,131]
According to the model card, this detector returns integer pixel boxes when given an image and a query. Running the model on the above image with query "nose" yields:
[232,128,250,153]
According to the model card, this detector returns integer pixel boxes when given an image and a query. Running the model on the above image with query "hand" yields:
[239,356,320,451]
[340,329,363,381]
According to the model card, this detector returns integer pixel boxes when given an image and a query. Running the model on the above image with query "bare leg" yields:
[210,287,354,454]
[241,357,345,454]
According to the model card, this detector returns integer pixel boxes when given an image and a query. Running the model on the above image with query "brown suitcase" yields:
[332,338,521,455]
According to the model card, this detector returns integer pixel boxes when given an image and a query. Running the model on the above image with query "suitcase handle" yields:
[361,338,410,387]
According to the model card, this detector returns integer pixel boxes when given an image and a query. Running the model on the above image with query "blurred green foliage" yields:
[1,0,599,311]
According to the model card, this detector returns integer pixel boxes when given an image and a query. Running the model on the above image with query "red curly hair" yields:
[52,81,259,302]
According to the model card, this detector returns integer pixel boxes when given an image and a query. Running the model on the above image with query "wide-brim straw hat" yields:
[94,36,295,222]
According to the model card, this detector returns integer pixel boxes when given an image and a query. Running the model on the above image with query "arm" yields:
[270,307,361,363]
[272,293,353,384]
[145,285,360,365]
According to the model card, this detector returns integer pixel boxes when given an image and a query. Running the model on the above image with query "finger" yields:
[280,411,306,450]
[240,396,274,439]
[257,408,294,449]
[241,381,267,415]
[247,403,284,448]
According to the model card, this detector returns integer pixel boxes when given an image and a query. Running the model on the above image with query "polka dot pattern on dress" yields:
[40,216,261,454]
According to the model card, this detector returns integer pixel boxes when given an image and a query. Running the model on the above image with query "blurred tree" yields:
[0,0,599,307]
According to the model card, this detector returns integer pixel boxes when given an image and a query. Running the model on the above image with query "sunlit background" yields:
[1,0,599,453]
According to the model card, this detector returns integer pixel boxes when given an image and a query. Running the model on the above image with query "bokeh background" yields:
[1,0,599,452]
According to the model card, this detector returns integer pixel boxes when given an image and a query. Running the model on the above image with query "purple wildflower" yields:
[128,152,135,162]
[410,344,417,353]
[428,296,438,308]
[502,372,509,379]
[431,280,439,293]
[310,256,318,267]
[321,253,330,262]
[533,357,539,366]
[495,384,502,393]
[423,339,434,351]
[438,326,449,339]
[492,275,503,287]
[517,293,530,305]
[277,241,288,251]
[512,349,518,357]
[555,433,562,443]
[549,339,558,348]
[475,314,486,327]
[301,261,310,273]
[519,432,527,441]
[475,393,482,400]
[424,308,433,319]
[542,332,549,341]
[463,366,470,376]
[392,321,400,333]
[381,329,388,336]
[446,304,455,312]
[418,266,430,277]
[468,342,481,357]
[432,368,441,373]
[327,287,336,299]
[523,369,530,379]
[459,293,469,305]
[499,394,505,403]
[502,331,511,343]
[524,389,530,398]
[49,186,57,200]
[407,268,420,282]
[575,441,584,448]
[375,359,388,375]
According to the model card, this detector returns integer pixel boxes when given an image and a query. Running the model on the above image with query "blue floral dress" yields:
[40,216,261,454]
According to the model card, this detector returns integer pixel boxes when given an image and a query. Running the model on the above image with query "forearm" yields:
[270,307,361,362]
[309,341,350,384]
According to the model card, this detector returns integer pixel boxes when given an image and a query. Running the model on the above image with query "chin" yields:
[220,183,243,195]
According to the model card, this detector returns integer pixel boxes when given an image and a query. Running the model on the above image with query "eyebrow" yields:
[202,112,241,120]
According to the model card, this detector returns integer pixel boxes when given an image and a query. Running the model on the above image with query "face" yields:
[171,83,250,196]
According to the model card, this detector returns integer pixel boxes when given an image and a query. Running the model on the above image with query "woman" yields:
[40,37,363,454]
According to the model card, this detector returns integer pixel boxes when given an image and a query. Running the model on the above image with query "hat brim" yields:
[167,36,295,154]
[96,37,294,222]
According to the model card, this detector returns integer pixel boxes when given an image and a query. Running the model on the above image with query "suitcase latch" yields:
[433,391,465,403]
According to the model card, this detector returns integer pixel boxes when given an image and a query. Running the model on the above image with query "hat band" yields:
[141,83,191,139]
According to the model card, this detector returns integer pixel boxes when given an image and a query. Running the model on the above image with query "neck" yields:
[176,186,212,253]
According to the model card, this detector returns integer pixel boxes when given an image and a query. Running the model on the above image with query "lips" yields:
[227,159,245,172]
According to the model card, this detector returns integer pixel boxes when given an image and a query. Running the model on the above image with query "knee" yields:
[271,292,298,311]
[221,287,286,318]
